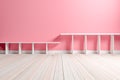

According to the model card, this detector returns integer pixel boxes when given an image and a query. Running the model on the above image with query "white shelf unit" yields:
[60,33,120,54]
[110,35,114,54]
[33,42,60,54]
[0,42,60,54]
[84,35,87,53]
[0,33,119,54]
[5,42,9,55]
[18,43,21,54]
[97,35,101,54]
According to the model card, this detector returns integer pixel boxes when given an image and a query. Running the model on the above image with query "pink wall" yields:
[0,0,120,50]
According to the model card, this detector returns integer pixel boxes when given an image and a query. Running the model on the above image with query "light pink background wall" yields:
[0,0,120,50]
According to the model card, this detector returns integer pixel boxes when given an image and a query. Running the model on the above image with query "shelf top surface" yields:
[60,33,120,35]
[0,42,60,43]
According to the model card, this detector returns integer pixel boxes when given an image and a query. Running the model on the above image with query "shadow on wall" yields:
[74,36,84,50]
[9,43,18,50]
[115,36,120,50]
[101,35,110,50]
[49,35,72,51]
[87,35,97,50]
[0,43,5,50]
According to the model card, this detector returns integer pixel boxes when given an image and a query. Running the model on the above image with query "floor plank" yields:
[0,53,120,80]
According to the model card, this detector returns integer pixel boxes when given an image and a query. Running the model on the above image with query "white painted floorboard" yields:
[0,53,120,80]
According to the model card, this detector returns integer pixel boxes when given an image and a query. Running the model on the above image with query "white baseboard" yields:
[0,50,120,54]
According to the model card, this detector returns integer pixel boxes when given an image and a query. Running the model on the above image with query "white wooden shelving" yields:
[5,42,9,55]
[0,33,120,54]
[60,33,120,54]
[0,42,60,54]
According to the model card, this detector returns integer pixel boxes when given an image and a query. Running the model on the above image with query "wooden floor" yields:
[0,53,120,80]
